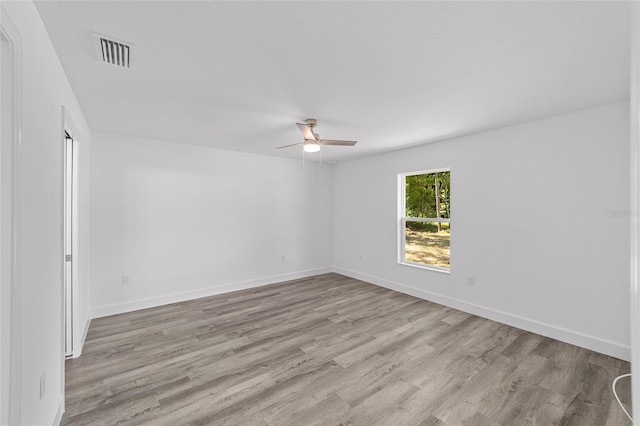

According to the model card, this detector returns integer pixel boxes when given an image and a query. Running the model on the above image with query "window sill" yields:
[399,261,451,274]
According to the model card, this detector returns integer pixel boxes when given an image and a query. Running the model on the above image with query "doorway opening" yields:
[63,129,76,358]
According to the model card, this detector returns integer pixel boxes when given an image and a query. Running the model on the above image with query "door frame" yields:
[61,106,81,362]
[0,9,22,426]
[63,129,75,357]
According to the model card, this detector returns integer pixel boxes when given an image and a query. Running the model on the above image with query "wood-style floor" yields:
[62,273,632,425]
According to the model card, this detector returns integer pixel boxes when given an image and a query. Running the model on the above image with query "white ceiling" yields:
[35,1,631,163]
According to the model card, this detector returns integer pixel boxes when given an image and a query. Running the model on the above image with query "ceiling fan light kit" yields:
[303,141,321,153]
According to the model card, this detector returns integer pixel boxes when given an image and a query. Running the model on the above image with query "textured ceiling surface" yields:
[35,1,631,162]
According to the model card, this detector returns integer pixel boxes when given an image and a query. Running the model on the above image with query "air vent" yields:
[93,33,133,68]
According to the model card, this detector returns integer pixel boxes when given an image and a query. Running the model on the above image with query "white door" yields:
[64,133,73,357]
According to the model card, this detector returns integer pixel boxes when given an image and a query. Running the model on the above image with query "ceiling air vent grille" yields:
[93,33,133,68]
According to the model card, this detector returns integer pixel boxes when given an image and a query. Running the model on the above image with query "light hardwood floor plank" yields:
[62,273,631,425]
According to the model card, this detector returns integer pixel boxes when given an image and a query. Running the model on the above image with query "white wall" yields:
[630,1,640,419]
[1,1,91,425]
[334,102,630,360]
[90,133,333,317]
[76,134,92,356]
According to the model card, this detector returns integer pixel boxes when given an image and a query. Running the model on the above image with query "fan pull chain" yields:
[302,146,306,170]
[319,147,322,169]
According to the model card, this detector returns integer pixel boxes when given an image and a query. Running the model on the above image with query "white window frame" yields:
[398,168,451,273]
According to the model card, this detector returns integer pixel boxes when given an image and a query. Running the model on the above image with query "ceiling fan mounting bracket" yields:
[305,118,318,128]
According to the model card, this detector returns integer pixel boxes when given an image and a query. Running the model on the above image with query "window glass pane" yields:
[405,221,450,268]
[405,171,450,219]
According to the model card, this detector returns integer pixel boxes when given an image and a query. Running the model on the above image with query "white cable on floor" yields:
[612,373,633,422]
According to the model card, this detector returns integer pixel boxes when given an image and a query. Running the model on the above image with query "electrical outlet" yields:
[122,275,130,285]
[39,372,46,400]
[467,276,475,286]
[281,255,286,262]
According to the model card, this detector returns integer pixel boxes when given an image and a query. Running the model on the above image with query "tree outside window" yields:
[400,169,450,270]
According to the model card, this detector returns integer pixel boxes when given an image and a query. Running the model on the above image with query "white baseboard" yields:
[90,267,333,319]
[52,396,64,426]
[333,267,631,361]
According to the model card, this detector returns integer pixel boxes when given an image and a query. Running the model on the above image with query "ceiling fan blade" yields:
[319,139,357,146]
[296,123,317,141]
[276,142,303,149]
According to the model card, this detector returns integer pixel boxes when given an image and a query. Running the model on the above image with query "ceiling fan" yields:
[276,118,357,153]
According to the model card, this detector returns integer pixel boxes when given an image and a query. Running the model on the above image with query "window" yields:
[399,169,451,272]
